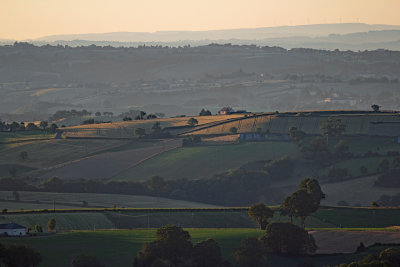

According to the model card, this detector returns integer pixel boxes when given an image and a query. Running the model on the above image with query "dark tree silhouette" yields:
[248,203,274,230]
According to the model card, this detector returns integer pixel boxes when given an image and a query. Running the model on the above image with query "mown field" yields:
[0,229,398,267]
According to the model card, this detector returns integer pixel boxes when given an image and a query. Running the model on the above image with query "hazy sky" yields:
[1,0,400,40]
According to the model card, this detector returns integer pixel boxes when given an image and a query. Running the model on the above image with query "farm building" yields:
[0,222,27,236]
[218,107,234,115]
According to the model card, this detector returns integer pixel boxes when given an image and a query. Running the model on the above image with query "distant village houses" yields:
[218,107,234,115]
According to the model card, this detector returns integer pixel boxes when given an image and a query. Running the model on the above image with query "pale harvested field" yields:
[321,175,400,206]
[40,139,182,180]
[61,115,244,138]
[311,230,400,254]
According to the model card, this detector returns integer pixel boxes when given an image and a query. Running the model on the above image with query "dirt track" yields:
[311,230,400,254]
[40,139,182,180]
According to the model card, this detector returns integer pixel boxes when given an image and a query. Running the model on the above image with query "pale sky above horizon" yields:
[1,0,400,40]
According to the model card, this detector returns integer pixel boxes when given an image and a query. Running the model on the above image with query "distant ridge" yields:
[32,23,400,43]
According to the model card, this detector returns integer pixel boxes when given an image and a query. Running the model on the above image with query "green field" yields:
[315,207,400,228]
[0,229,261,267]
[115,142,301,181]
[0,164,36,178]
[0,213,114,232]
[0,139,128,171]
[2,206,400,232]
[0,229,396,267]
[0,191,219,211]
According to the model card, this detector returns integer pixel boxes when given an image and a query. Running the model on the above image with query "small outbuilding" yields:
[218,107,234,115]
[0,222,27,236]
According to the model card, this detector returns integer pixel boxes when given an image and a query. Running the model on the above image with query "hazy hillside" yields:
[0,43,399,120]
[33,23,400,42]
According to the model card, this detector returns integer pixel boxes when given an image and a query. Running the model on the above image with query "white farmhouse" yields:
[0,222,27,236]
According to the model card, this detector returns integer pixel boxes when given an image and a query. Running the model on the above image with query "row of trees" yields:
[248,178,325,229]
[0,120,57,133]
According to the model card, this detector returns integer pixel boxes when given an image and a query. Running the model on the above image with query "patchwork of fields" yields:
[187,113,400,136]
[60,114,244,138]
[39,139,182,180]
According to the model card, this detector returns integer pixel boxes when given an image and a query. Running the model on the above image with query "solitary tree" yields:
[39,121,48,131]
[26,122,39,131]
[371,104,380,112]
[229,127,238,134]
[34,224,43,233]
[282,178,325,228]
[199,109,212,116]
[248,203,274,230]
[49,123,58,133]
[283,189,315,228]
[47,218,56,232]
[187,118,198,127]
[299,178,326,207]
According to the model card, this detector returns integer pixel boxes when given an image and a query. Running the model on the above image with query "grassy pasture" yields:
[2,206,399,231]
[0,164,36,178]
[0,229,261,266]
[0,213,114,232]
[114,141,301,181]
[0,139,129,169]
[0,191,218,211]
[0,131,55,143]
